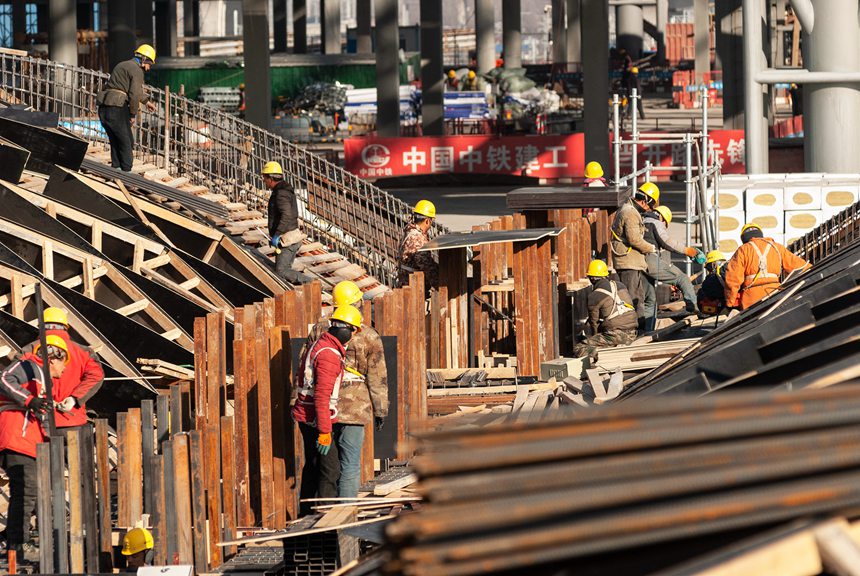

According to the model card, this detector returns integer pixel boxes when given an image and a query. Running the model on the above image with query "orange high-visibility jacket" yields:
[724,237,809,310]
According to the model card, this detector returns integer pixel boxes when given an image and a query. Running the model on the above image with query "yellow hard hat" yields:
[586,259,609,278]
[637,181,660,204]
[631,66,639,74]
[332,281,362,306]
[413,199,436,219]
[35,334,69,364]
[134,44,156,63]
[330,305,363,330]
[584,161,604,179]
[261,161,284,176]
[468,70,476,79]
[654,205,673,224]
[705,250,726,265]
[122,527,154,556]
[741,223,762,235]
[43,307,69,327]
[448,70,456,78]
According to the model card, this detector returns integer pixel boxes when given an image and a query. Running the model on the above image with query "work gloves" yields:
[316,432,332,456]
[270,234,281,248]
[694,249,707,265]
[684,247,698,258]
[375,416,386,432]
[55,396,76,413]
[26,397,47,414]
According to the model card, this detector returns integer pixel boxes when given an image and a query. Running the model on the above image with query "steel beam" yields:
[49,0,77,66]
[552,0,567,68]
[582,0,610,168]
[357,0,373,53]
[502,0,522,69]
[655,0,668,64]
[715,0,743,128]
[616,4,644,58]
[322,0,342,54]
[183,0,199,56]
[566,0,581,65]
[742,0,768,173]
[136,0,153,47]
[154,0,178,57]
[107,0,136,70]
[421,0,444,136]
[12,0,25,49]
[694,0,709,81]
[293,0,307,53]
[242,0,272,130]
[375,0,399,137]
[274,0,288,53]
[475,0,495,73]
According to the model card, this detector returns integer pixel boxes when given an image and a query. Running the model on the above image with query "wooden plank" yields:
[127,408,143,526]
[693,529,822,576]
[117,412,129,527]
[94,419,112,570]
[205,426,223,569]
[162,440,178,564]
[156,393,170,451]
[67,429,85,573]
[815,519,860,576]
[36,442,54,573]
[150,455,167,565]
[254,316,276,528]
[170,383,183,436]
[426,367,518,380]
[373,473,418,496]
[220,416,238,557]
[232,339,253,527]
[141,399,155,515]
[172,434,194,564]
[193,316,207,430]
[189,431,209,571]
[79,426,99,572]
[268,326,289,526]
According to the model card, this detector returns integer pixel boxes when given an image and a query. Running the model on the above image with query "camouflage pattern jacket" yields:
[396,223,439,287]
[300,319,389,425]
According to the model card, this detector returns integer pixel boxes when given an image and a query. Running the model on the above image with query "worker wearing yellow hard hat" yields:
[262,160,312,285]
[572,259,638,358]
[397,200,439,289]
[583,161,607,187]
[697,250,729,316]
[122,527,155,570]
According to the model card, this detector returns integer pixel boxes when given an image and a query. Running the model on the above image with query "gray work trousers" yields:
[274,241,312,285]
[643,253,697,331]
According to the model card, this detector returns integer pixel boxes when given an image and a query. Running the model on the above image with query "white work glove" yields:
[55,396,76,413]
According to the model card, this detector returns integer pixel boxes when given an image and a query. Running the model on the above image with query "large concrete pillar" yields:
[616,4,644,59]
[293,0,307,53]
[12,0,26,50]
[183,0,199,56]
[804,0,860,173]
[475,0,495,73]
[107,0,136,69]
[375,0,399,137]
[551,0,567,67]
[136,0,153,46]
[566,0,581,65]
[321,0,341,54]
[716,0,743,129]
[242,0,272,130]
[357,0,372,53]
[49,0,77,65]
[742,0,768,173]
[656,0,668,64]
[694,0,710,82]
[421,0,443,135]
[155,0,178,57]
[274,0,288,52]
[582,0,609,168]
[502,0,522,69]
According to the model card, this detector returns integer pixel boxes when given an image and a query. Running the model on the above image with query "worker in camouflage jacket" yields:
[300,281,389,498]
[610,182,659,320]
[397,200,439,288]
[572,260,639,359]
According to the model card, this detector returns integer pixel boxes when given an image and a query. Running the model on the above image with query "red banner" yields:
[345,134,585,179]
[613,129,746,177]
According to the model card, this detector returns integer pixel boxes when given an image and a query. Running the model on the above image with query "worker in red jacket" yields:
[292,304,362,514]
[22,308,104,430]
[0,335,69,563]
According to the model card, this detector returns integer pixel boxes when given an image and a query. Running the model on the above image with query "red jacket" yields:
[0,354,48,458]
[291,332,345,434]
[24,330,104,427]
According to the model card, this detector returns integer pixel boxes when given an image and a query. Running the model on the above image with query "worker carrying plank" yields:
[0,335,69,564]
[697,250,729,316]
[96,44,158,172]
[263,160,312,285]
[301,281,389,499]
[397,200,439,288]
[572,260,638,359]
[21,307,104,432]
[724,223,810,310]
[292,305,363,514]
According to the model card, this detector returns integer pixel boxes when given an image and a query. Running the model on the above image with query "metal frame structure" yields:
[0,53,446,287]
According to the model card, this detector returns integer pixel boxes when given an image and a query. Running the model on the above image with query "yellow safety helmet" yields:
[413,199,436,219]
[654,205,673,224]
[332,281,363,306]
[134,44,156,63]
[586,259,609,278]
[448,70,456,78]
[741,223,762,235]
[637,181,660,204]
[705,250,726,265]
[631,66,639,74]
[468,70,476,79]
[43,307,69,327]
[584,161,604,179]
[330,305,363,330]
[261,161,284,176]
[122,527,154,556]
[35,334,69,364]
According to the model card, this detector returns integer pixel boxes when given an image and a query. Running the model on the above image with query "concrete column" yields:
[551,0,566,67]
[322,0,342,54]
[357,0,372,53]
[804,0,860,172]
[616,4,644,59]
[49,0,77,65]
[502,0,521,69]
[582,0,609,168]
[154,0,178,57]
[12,0,26,50]
[475,0,494,73]
[420,0,443,135]
[742,0,768,173]
[375,0,399,137]
[136,0,153,46]
[183,0,199,56]
[566,0,581,65]
[694,0,710,82]
[716,0,743,129]
[242,0,272,129]
[293,0,307,53]
[656,0,668,64]
[274,0,288,53]
[107,0,136,69]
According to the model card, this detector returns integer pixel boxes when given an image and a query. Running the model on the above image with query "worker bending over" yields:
[697,250,729,316]
[303,281,388,499]
[121,527,154,572]
[263,160,311,285]
[397,200,439,288]
[292,305,363,514]
[642,205,704,330]
[0,336,69,563]
[97,44,158,172]
[572,260,638,359]
[724,223,810,310]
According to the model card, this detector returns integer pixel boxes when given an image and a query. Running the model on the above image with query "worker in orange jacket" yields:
[724,223,810,310]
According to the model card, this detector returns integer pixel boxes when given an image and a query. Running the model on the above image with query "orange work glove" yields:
[684,247,698,258]
[316,432,332,456]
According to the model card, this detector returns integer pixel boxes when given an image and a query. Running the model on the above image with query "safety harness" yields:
[594,281,635,321]
[297,342,344,421]
[743,240,783,289]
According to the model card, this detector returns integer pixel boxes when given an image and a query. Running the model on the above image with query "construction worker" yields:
[302,281,388,498]
[724,223,810,310]
[583,161,607,187]
[397,200,439,288]
[446,69,459,90]
[121,527,154,572]
[642,205,704,330]
[292,305,363,514]
[464,70,479,91]
[263,160,312,285]
[572,260,638,358]
[0,335,69,563]
[610,182,659,324]
[697,250,729,316]
[97,44,158,172]
[22,308,104,431]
